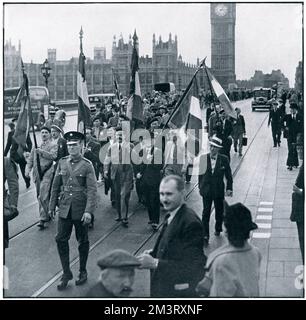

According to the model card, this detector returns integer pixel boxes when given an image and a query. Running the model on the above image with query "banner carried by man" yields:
[77,27,92,133]
[126,30,143,124]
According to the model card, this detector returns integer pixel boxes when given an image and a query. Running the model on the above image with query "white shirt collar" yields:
[167,204,183,225]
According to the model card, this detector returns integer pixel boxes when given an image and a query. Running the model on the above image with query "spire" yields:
[153,33,156,44]
[18,39,21,54]
[132,29,138,44]
[159,35,162,43]
[113,35,116,46]
[169,32,172,41]
[129,34,132,45]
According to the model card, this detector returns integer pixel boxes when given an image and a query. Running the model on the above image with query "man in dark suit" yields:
[4,121,32,188]
[138,175,206,297]
[232,107,246,156]
[283,104,303,170]
[268,100,282,147]
[198,135,233,246]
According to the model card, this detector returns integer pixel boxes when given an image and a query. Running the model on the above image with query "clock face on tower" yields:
[214,4,228,16]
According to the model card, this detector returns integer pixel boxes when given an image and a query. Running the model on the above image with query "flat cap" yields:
[97,249,141,269]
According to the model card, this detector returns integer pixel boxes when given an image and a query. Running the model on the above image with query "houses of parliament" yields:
[5,4,240,101]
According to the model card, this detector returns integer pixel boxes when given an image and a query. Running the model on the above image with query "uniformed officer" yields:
[86,249,141,297]
[49,131,97,290]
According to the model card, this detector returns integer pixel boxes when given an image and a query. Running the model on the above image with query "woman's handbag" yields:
[242,135,248,146]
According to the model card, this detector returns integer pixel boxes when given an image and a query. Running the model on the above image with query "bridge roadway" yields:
[4,99,274,298]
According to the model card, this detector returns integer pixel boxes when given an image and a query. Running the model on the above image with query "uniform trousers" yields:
[202,197,224,238]
[271,124,281,146]
[55,209,89,278]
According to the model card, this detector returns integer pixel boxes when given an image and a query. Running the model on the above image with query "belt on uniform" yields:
[63,186,86,192]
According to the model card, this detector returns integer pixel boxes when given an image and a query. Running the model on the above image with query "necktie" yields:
[119,143,122,164]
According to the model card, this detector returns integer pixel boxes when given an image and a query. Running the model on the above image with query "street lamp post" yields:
[41,59,51,88]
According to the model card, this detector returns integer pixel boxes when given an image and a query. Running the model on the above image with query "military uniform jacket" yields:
[49,155,97,220]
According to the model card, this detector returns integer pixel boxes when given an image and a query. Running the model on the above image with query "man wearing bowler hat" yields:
[86,249,140,297]
[49,131,97,290]
[198,135,233,246]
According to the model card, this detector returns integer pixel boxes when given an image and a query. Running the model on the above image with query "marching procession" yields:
[2,3,304,300]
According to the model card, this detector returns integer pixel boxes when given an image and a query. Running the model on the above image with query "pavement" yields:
[3,99,304,298]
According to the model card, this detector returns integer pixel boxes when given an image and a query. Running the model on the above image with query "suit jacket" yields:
[198,153,233,199]
[4,131,32,162]
[104,141,134,187]
[232,115,246,136]
[49,155,97,220]
[283,113,303,141]
[150,204,207,297]
[268,108,282,128]
[84,139,100,167]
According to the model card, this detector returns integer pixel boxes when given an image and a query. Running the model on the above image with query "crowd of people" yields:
[3,87,304,297]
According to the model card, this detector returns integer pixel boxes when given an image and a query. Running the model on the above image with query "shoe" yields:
[122,219,129,227]
[287,166,293,171]
[273,145,277,147]
[239,153,242,157]
[115,217,122,222]
[185,181,190,184]
[278,142,281,147]
[148,220,153,225]
[75,271,87,286]
[37,221,46,230]
[152,223,158,231]
[214,231,221,236]
[57,273,73,291]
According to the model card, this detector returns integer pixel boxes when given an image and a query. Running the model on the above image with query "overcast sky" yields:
[4,2,303,87]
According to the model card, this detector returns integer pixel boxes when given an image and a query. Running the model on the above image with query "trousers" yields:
[202,197,224,238]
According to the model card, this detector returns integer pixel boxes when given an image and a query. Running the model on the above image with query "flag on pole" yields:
[205,68,237,119]
[167,77,204,156]
[13,63,31,151]
[126,31,143,123]
[113,75,121,101]
[77,27,91,132]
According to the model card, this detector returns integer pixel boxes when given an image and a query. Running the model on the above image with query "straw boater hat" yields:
[209,135,223,148]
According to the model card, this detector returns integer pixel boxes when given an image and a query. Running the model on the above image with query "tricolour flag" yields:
[127,33,143,123]
[13,63,31,153]
[77,29,91,132]
[206,68,237,119]
[114,75,121,101]
[167,76,204,156]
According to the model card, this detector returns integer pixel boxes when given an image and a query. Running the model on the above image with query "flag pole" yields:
[79,26,86,147]
[22,60,43,180]
[203,58,217,116]
[162,58,205,130]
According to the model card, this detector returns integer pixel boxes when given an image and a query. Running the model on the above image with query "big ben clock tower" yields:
[211,3,236,89]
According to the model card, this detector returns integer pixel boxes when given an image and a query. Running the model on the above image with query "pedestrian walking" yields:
[198,135,233,246]
[25,126,57,229]
[268,100,282,147]
[283,103,303,170]
[138,175,206,297]
[48,131,97,290]
[104,127,134,226]
[196,202,261,297]
[232,107,246,156]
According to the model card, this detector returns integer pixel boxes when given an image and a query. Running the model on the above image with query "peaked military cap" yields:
[97,249,141,270]
[64,131,85,145]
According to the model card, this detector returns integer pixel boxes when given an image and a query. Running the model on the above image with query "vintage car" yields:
[251,88,272,111]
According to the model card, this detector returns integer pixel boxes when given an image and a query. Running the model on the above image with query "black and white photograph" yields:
[1,0,304,301]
